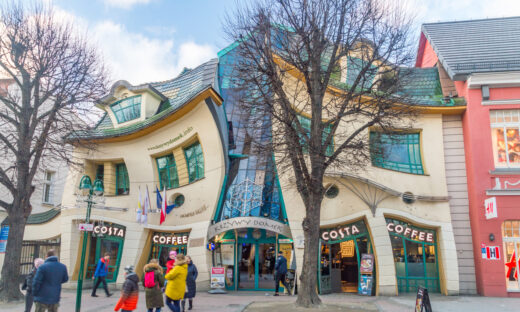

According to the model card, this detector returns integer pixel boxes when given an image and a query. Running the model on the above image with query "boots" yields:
[188,299,193,310]
[181,299,186,312]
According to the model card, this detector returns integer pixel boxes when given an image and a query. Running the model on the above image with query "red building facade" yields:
[417,17,520,297]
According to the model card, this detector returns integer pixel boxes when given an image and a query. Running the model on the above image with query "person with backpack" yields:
[22,258,44,312]
[92,253,113,297]
[164,254,188,312]
[114,266,139,312]
[182,256,198,311]
[143,259,165,312]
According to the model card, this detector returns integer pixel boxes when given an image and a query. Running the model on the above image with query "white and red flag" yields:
[160,187,167,225]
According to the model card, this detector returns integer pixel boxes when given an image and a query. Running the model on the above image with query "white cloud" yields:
[102,0,152,10]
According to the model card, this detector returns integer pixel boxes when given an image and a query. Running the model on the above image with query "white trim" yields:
[482,99,520,106]
[468,71,520,88]
[486,189,520,196]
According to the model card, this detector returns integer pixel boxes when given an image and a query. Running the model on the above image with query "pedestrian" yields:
[143,259,165,312]
[32,249,69,312]
[166,250,177,274]
[91,252,113,297]
[22,257,44,312]
[274,251,291,296]
[114,265,139,312]
[164,253,188,312]
[182,256,198,311]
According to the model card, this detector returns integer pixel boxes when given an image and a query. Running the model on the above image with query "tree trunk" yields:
[0,198,28,302]
[296,194,322,307]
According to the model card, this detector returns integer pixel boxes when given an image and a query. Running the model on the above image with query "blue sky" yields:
[49,0,520,84]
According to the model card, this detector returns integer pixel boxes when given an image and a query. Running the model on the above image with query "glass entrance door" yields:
[258,243,276,289]
[238,243,255,289]
[238,242,277,290]
[97,237,124,283]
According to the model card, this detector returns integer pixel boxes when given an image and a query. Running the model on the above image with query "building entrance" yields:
[238,242,276,289]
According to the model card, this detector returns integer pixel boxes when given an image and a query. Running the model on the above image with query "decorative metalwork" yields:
[224,178,264,218]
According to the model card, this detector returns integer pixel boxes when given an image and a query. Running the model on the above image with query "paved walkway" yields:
[2,290,520,312]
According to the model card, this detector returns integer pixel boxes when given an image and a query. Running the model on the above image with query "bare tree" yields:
[0,2,107,301]
[224,0,416,307]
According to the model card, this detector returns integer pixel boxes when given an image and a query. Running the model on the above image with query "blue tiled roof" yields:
[68,58,219,140]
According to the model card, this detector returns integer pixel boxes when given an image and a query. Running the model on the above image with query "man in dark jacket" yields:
[32,250,68,312]
[91,253,112,297]
[274,251,291,296]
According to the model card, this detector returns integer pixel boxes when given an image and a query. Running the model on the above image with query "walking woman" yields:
[143,259,165,312]
[22,258,44,312]
[182,256,198,311]
[164,254,188,312]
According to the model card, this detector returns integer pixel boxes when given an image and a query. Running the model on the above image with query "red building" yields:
[416,17,520,297]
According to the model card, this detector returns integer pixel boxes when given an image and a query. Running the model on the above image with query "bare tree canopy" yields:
[0,2,107,301]
[224,0,416,307]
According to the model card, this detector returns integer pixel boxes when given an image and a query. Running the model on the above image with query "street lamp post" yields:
[75,175,104,312]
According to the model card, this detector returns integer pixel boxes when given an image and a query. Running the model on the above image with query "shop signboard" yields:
[320,219,367,242]
[207,216,291,238]
[360,254,374,274]
[152,233,189,245]
[210,267,225,289]
[92,223,125,238]
[386,221,434,243]
[0,226,8,253]
[78,223,94,231]
[484,197,498,220]
[481,245,500,260]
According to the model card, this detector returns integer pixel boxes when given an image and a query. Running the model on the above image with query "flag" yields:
[156,186,162,211]
[160,187,167,225]
[136,186,143,223]
[142,185,151,224]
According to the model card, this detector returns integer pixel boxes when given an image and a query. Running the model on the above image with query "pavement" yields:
[2,290,520,312]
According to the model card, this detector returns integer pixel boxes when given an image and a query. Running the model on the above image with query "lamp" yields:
[93,179,104,195]
[79,175,92,190]
[489,233,495,242]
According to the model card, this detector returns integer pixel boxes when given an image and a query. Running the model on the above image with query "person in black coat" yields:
[22,258,44,312]
[182,256,198,311]
[274,251,291,296]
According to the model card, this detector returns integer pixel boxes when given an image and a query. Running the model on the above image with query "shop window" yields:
[95,164,104,181]
[42,170,54,204]
[386,218,439,293]
[502,221,520,291]
[490,110,520,168]
[110,95,141,123]
[86,222,125,283]
[115,163,129,195]
[184,142,204,182]
[149,232,189,271]
[370,131,424,175]
[296,114,334,156]
[156,154,179,189]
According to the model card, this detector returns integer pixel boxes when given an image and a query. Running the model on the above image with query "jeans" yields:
[92,276,110,295]
[275,272,290,294]
[34,302,59,312]
[148,309,162,312]
[25,293,34,312]
[165,296,180,312]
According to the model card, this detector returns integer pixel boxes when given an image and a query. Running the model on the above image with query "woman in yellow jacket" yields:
[164,254,188,312]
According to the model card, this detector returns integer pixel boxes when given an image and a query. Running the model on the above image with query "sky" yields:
[46,0,520,85]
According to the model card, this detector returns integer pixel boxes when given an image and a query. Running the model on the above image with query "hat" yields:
[124,265,134,273]
[169,250,177,256]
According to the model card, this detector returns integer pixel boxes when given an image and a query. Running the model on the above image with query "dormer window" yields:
[110,95,141,123]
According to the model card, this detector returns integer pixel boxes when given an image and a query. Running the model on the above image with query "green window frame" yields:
[156,154,179,189]
[296,115,334,156]
[110,95,141,123]
[115,163,129,195]
[184,142,204,182]
[370,131,424,175]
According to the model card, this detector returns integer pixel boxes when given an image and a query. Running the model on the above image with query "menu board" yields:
[358,275,373,295]
[210,267,225,289]
[360,253,374,274]
[415,286,432,312]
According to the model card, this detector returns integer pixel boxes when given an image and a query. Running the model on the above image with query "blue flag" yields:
[156,186,176,214]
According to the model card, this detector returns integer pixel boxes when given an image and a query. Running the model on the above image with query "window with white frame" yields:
[42,171,54,204]
[490,110,520,168]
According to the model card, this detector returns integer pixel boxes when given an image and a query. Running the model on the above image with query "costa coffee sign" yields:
[94,225,125,238]
[386,222,434,243]
[152,233,189,245]
[321,220,367,242]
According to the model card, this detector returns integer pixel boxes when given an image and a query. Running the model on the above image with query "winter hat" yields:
[34,258,44,268]
[124,265,134,274]
[169,250,177,257]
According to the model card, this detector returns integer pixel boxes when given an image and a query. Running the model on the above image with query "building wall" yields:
[442,114,477,294]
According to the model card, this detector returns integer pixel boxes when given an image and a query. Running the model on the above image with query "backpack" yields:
[144,271,156,288]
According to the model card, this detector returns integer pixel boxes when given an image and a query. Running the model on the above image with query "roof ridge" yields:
[423,16,520,26]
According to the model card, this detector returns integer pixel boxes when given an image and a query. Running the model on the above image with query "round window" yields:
[402,191,415,204]
[325,184,339,198]
[174,194,185,207]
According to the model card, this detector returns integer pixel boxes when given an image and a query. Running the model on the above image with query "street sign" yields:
[78,223,94,231]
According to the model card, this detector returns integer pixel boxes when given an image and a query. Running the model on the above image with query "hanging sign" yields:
[481,245,500,260]
[78,223,94,231]
[340,240,355,257]
[484,197,498,219]
[210,267,225,289]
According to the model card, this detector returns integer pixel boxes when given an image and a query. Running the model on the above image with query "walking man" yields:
[32,250,68,312]
[274,251,291,296]
[92,253,113,297]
